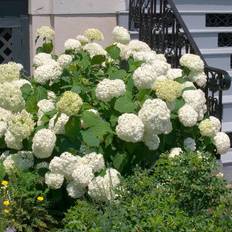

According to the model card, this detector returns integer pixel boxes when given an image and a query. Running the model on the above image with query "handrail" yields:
[129,0,232,121]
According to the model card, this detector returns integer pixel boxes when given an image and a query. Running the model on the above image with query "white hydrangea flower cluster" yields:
[0,107,12,138]
[213,132,231,155]
[48,113,69,135]
[132,64,157,89]
[34,61,62,84]
[33,53,53,67]
[198,116,221,137]
[46,152,119,201]
[36,26,55,41]
[167,68,183,80]
[138,99,172,135]
[184,137,196,151]
[112,26,130,44]
[3,151,34,173]
[37,99,55,126]
[5,110,35,150]
[56,91,83,116]
[116,113,144,143]
[169,147,183,158]
[180,54,204,72]
[121,40,151,60]
[0,62,21,83]
[84,28,104,41]
[64,39,81,51]
[95,79,126,102]
[32,129,56,159]
[57,54,73,68]
[0,81,25,112]
[88,168,121,202]
[83,42,107,58]
[76,34,89,45]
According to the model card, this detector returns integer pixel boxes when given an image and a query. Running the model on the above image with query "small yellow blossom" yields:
[37,196,44,202]
[1,180,9,186]
[3,200,10,206]
[4,209,10,214]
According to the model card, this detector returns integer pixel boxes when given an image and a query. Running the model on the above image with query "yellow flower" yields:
[1,180,9,186]
[3,200,10,206]
[37,196,44,202]
[4,209,10,214]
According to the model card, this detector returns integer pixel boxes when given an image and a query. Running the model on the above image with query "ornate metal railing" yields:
[129,0,231,121]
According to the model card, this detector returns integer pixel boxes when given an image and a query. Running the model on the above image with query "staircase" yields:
[116,0,232,178]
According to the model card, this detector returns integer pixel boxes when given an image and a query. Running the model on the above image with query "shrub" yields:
[63,151,232,231]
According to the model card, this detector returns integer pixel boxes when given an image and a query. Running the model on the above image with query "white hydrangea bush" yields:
[0,25,230,203]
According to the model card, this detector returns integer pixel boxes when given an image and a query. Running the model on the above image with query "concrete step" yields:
[221,148,232,165]
[174,0,232,12]
[222,121,232,133]
[222,95,232,123]
[117,11,129,28]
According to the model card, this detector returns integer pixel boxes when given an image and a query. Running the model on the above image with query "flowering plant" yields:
[0,26,230,203]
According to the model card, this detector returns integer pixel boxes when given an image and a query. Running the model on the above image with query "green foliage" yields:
[0,170,58,232]
[63,152,232,231]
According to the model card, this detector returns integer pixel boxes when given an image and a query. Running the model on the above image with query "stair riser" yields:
[117,12,129,29]
[181,13,207,30]
[204,54,232,71]
[222,103,232,122]
[192,32,219,49]
[174,0,232,11]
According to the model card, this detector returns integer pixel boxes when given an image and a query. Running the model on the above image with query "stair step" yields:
[222,102,232,123]
[201,47,232,55]
[221,148,232,165]
[222,122,232,132]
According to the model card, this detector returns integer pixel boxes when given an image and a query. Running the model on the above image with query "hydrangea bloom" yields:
[37,99,55,118]
[57,54,73,67]
[184,137,196,151]
[66,181,85,198]
[32,129,56,159]
[178,104,198,127]
[33,53,53,67]
[0,62,21,83]
[95,78,126,102]
[132,64,157,89]
[88,168,120,202]
[3,151,34,173]
[189,71,207,87]
[121,40,151,60]
[199,116,221,137]
[56,91,83,116]
[45,172,64,189]
[112,26,130,44]
[143,129,160,150]
[116,113,145,143]
[138,99,171,134]
[132,51,158,64]
[72,164,94,187]
[0,82,25,112]
[167,68,183,80]
[4,131,23,150]
[64,39,81,51]
[182,89,206,116]
[34,62,62,84]
[76,34,89,45]
[213,132,231,155]
[48,113,69,134]
[84,28,104,41]
[0,107,12,137]
[154,79,182,102]
[36,26,55,40]
[180,54,204,72]
[8,110,35,140]
[169,147,183,158]
[151,60,171,76]
[81,152,105,173]
[83,42,107,58]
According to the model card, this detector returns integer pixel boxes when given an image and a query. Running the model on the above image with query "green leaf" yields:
[106,45,120,60]
[174,99,185,112]
[35,86,48,101]
[65,116,81,143]
[91,55,106,65]
[81,130,100,147]
[114,95,137,113]
[21,84,33,100]
[25,95,38,114]
[82,111,101,128]
[113,153,128,171]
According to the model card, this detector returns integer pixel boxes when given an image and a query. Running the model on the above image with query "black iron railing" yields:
[129,0,231,121]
